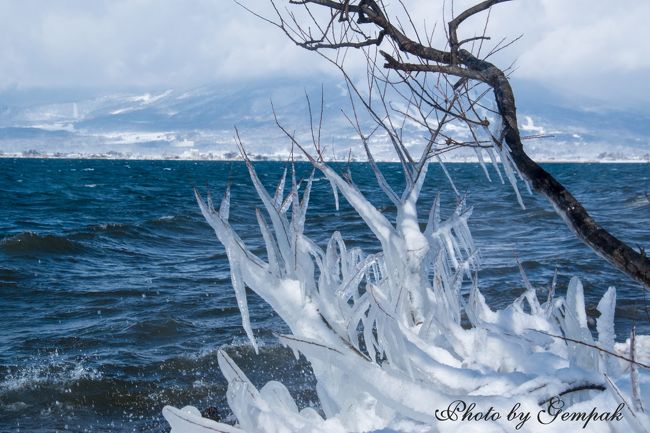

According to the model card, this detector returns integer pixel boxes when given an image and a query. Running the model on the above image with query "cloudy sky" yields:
[0,0,648,109]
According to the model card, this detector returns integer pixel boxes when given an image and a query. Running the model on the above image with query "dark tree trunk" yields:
[464,49,650,287]
[271,0,650,288]
[511,150,650,287]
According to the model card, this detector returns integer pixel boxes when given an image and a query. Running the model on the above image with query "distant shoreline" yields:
[1,154,648,164]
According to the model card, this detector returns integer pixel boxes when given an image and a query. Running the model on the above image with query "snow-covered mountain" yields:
[0,78,648,162]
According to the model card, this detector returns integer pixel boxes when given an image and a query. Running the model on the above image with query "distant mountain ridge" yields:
[0,78,648,162]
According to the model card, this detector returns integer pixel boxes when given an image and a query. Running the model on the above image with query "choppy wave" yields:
[83,222,133,236]
[0,344,314,432]
[624,193,650,208]
[0,232,86,254]
[1,159,649,432]
[0,267,25,283]
[0,359,102,394]
[0,218,202,258]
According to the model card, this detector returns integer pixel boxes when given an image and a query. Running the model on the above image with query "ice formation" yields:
[164,152,650,432]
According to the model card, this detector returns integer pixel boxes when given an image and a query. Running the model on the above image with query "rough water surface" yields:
[0,158,648,432]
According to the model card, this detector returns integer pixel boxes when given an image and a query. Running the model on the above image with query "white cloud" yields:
[0,1,647,107]
[0,0,332,89]
[478,0,650,106]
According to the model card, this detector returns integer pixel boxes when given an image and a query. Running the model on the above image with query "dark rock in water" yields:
[201,406,221,422]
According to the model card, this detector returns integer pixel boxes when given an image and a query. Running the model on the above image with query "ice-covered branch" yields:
[167,143,649,432]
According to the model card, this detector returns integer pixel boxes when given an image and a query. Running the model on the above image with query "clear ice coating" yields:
[165,152,650,433]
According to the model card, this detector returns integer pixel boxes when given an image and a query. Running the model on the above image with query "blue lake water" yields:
[0,158,648,432]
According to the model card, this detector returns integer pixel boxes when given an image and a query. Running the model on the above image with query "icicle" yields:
[485,147,505,184]
[424,193,440,238]
[436,156,460,197]
[544,267,557,313]
[363,307,378,362]
[313,160,400,250]
[631,326,645,413]
[556,277,597,370]
[206,190,216,215]
[181,141,649,433]
[517,259,542,315]
[230,264,258,354]
[297,170,315,231]
[336,253,382,300]
[220,184,231,220]
[474,148,492,182]
[239,157,294,271]
[279,190,295,214]
[329,178,340,211]
[362,136,400,206]
[498,142,525,209]
[566,276,587,329]
[273,166,288,210]
[256,209,282,277]
[596,286,616,351]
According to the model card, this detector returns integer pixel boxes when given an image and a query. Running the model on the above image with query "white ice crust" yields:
[165,155,650,433]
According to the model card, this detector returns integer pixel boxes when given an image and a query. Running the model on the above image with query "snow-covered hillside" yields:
[0,78,648,162]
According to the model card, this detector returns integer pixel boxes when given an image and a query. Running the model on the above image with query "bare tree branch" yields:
[246,0,650,288]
